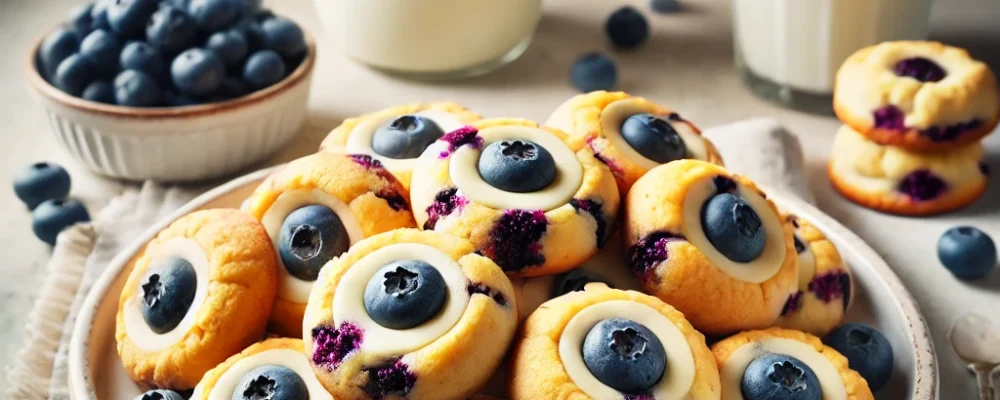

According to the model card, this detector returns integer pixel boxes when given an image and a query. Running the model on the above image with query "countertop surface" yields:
[1,0,997,398]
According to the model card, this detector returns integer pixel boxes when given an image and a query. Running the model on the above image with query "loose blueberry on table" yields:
[822,323,893,392]
[582,317,667,394]
[140,256,198,334]
[938,226,997,280]
[478,139,557,193]
[606,6,649,50]
[651,0,682,14]
[621,113,688,163]
[371,115,445,159]
[570,53,618,93]
[234,365,309,400]
[364,260,447,330]
[13,162,71,210]
[278,205,350,281]
[134,389,185,400]
[31,198,90,245]
[741,353,821,400]
[701,191,766,263]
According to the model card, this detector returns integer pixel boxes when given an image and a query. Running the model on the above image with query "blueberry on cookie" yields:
[509,284,721,399]
[192,339,333,400]
[319,103,482,189]
[546,91,724,194]
[624,160,798,335]
[303,229,517,400]
[116,209,278,390]
[242,152,416,337]
[409,118,619,277]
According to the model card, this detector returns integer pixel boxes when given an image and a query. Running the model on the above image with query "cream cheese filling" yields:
[199,349,333,400]
[261,189,365,304]
[450,125,583,212]
[559,300,696,399]
[346,109,467,171]
[123,238,209,352]
[681,177,786,283]
[600,98,709,170]
[332,243,469,357]
[720,338,847,400]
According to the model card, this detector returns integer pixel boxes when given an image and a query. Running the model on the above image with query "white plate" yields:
[68,166,938,399]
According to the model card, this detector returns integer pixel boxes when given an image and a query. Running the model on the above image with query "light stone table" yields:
[0,0,997,398]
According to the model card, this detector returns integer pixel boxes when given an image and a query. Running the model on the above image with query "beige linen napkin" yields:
[3,117,810,399]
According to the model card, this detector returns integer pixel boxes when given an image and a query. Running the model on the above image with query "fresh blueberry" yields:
[741,353,821,400]
[114,70,161,107]
[570,53,617,93]
[134,389,185,400]
[206,30,249,69]
[79,29,122,69]
[552,269,612,297]
[90,0,114,31]
[120,41,165,80]
[242,50,286,90]
[38,27,80,80]
[278,205,349,281]
[620,113,687,163]
[259,17,307,59]
[187,0,242,31]
[938,226,997,280]
[823,323,894,392]
[106,0,160,38]
[161,0,190,9]
[370,115,445,159]
[477,139,557,193]
[69,3,95,37]
[171,48,226,97]
[82,81,116,104]
[31,199,90,245]
[215,77,251,100]
[139,256,197,334]
[234,365,308,400]
[651,0,681,13]
[254,8,275,22]
[13,162,71,210]
[701,192,766,263]
[606,6,649,50]
[146,6,197,54]
[582,317,666,394]
[363,260,447,330]
[54,54,93,97]
[161,90,199,106]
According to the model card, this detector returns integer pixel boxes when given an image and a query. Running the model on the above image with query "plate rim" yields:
[67,167,938,399]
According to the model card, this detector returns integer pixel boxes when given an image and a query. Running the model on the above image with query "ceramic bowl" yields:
[25,31,316,183]
[68,167,938,399]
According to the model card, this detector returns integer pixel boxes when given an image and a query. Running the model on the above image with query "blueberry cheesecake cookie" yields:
[828,124,988,216]
[775,214,854,337]
[834,41,999,152]
[545,91,724,194]
[242,152,416,337]
[409,118,619,277]
[116,209,278,390]
[509,283,721,399]
[624,160,799,335]
[712,328,875,400]
[319,102,482,189]
[192,339,332,400]
[303,229,517,400]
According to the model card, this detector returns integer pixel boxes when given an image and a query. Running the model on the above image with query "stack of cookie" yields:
[830,41,998,216]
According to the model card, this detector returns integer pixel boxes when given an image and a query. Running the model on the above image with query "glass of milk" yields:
[315,0,543,80]
[732,0,934,113]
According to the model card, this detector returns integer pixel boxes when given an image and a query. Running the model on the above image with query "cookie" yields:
[834,41,999,152]
[192,338,332,400]
[303,229,518,400]
[828,124,988,216]
[712,328,875,400]
[116,209,278,390]
[545,91,724,194]
[624,160,798,335]
[774,214,854,337]
[319,102,482,189]
[409,118,620,277]
[242,152,416,337]
[509,283,721,399]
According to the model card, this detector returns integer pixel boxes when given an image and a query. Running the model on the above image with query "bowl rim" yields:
[66,167,939,399]
[26,25,316,120]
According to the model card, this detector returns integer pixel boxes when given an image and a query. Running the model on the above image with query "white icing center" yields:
[201,349,333,400]
[720,338,847,400]
[449,125,584,212]
[795,234,816,290]
[123,238,209,352]
[558,300,696,399]
[600,98,709,169]
[680,177,786,283]
[261,189,365,304]
[346,109,467,172]
[332,243,470,357]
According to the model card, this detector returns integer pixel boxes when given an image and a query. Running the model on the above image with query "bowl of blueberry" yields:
[26,0,315,182]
